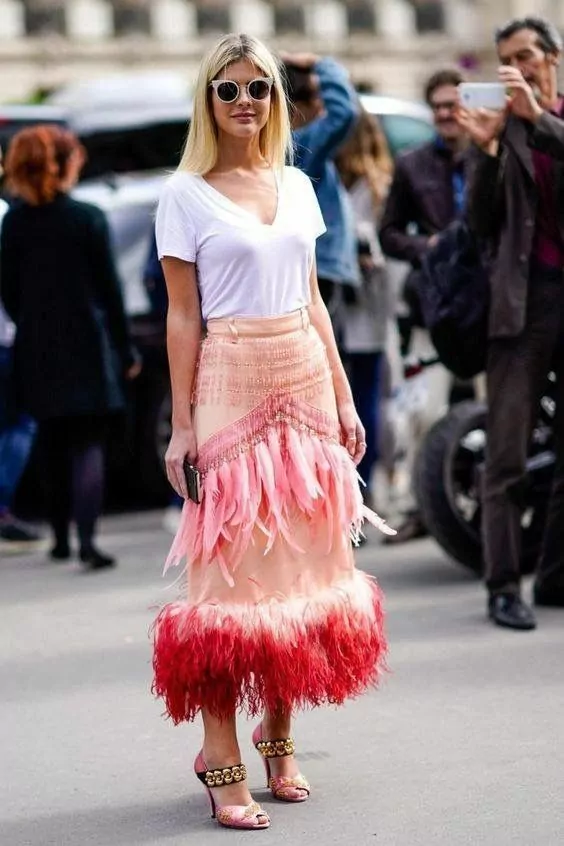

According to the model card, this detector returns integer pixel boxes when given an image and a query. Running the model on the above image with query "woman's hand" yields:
[165,425,198,499]
[125,360,142,381]
[338,398,366,466]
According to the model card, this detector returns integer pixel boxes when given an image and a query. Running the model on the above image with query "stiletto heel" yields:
[252,725,310,803]
[193,751,270,829]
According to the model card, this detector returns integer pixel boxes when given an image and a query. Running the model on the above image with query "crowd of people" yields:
[2,11,564,832]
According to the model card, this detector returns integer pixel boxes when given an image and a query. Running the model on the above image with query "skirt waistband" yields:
[206,307,311,339]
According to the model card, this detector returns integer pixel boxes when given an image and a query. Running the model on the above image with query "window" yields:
[347,1,376,34]
[412,0,445,33]
[273,5,306,34]
[79,121,188,181]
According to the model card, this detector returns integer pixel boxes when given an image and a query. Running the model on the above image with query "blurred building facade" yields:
[0,0,563,102]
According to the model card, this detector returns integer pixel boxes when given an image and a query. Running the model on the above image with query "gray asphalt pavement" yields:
[1,512,563,846]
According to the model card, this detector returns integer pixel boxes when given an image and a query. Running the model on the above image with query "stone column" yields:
[66,0,114,39]
[304,1,348,41]
[230,0,274,39]
[150,0,197,41]
[443,0,479,45]
[377,0,416,38]
[0,0,25,38]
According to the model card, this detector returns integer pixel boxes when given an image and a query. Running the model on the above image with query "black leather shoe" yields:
[488,594,537,631]
[50,543,71,561]
[80,546,116,570]
[533,582,564,608]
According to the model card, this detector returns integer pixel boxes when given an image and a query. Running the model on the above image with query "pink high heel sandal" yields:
[193,751,270,830]
[252,725,310,803]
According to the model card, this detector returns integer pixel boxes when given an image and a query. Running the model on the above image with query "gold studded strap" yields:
[196,763,247,789]
[255,737,295,758]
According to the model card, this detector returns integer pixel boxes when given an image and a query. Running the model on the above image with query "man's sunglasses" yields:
[209,77,274,104]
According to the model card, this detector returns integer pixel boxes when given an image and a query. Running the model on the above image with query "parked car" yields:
[2,87,433,504]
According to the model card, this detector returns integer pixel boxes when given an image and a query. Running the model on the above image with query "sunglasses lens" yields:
[249,80,271,100]
[216,81,239,102]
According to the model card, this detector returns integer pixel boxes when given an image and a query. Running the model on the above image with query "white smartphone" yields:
[458,82,506,111]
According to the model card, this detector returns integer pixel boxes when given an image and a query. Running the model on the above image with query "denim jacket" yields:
[293,58,361,287]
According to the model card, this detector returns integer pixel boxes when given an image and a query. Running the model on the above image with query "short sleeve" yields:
[300,170,327,241]
[155,178,197,263]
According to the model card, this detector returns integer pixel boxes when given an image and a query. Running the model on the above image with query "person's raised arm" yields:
[456,105,507,239]
[293,57,360,178]
[162,257,202,498]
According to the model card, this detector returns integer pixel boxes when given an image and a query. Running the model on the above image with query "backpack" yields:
[418,220,489,379]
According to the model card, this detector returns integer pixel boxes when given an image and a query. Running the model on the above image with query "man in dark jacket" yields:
[379,68,469,543]
[461,15,564,630]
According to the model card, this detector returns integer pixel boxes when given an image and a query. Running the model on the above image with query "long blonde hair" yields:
[335,108,393,212]
[179,33,292,174]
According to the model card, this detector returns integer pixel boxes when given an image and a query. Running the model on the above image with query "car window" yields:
[379,114,435,157]
[79,121,187,180]
[0,118,67,156]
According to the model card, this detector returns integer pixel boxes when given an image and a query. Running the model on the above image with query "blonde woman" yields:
[152,33,393,832]
[335,109,397,511]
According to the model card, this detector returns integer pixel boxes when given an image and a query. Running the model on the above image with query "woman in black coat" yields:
[0,126,140,568]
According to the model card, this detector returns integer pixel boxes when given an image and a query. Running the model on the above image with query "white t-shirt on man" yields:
[155,166,326,321]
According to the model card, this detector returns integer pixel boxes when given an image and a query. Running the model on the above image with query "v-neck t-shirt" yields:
[155,166,326,321]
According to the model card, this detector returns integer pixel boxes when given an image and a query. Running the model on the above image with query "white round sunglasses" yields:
[209,77,274,104]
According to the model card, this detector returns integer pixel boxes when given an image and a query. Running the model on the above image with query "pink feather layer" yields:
[164,396,395,583]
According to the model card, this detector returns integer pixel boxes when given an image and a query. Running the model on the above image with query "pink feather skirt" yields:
[152,307,391,723]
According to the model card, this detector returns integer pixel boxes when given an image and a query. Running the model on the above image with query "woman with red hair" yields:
[0,125,140,568]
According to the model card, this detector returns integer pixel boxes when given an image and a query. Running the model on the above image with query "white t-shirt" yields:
[155,166,326,320]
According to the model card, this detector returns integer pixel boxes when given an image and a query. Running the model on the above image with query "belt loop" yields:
[228,321,238,342]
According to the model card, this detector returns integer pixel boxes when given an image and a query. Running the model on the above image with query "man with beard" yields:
[379,68,469,544]
[459,16,564,630]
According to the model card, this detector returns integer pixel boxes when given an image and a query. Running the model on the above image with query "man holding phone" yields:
[459,16,564,630]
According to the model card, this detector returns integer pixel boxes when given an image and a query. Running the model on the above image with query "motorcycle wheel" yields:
[414,400,549,576]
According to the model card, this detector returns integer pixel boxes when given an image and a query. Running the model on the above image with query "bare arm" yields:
[162,256,203,497]
[307,261,366,465]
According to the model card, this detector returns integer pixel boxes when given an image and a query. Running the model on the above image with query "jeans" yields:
[0,345,37,511]
[346,351,382,493]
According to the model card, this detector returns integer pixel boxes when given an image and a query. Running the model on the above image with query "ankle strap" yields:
[255,738,295,758]
[196,763,247,788]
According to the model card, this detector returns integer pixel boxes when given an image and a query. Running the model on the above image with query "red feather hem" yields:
[151,573,387,724]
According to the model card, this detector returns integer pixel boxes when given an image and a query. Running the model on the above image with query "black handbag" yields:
[418,220,489,379]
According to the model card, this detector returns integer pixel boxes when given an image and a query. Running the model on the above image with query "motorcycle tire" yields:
[415,400,545,576]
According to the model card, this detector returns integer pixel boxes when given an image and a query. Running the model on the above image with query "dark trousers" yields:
[483,263,564,594]
[346,351,382,494]
[37,414,109,551]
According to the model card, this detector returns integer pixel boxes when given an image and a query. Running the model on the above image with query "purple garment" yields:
[532,97,564,268]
